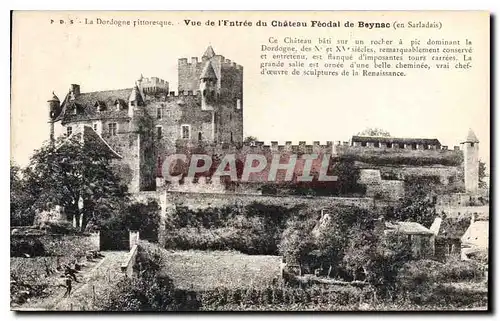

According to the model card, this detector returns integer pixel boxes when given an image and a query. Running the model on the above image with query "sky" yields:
[11,11,490,169]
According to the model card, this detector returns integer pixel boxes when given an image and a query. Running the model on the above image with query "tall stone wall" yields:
[162,191,375,211]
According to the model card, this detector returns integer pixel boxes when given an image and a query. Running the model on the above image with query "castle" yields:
[46,46,481,199]
[47,46,243,192]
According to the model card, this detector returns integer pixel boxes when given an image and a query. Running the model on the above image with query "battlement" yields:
[222,57,243,70]
[140,76,169,94]
[178,55,243,71]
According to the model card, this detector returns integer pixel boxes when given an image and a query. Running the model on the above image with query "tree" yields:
[23,136,129,231]
[478,160,487,188]
[10,163,37,226]
[105,200,161,242]
[357,128,391,137]
[278,218,315,265]
[243,136,258,143]
[386,178,437,227]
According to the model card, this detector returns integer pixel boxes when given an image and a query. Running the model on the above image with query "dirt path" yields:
[15,251,129,311]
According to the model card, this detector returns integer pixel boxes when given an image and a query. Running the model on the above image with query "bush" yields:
[10,236,46,257]
[39,221,76,234]
[99,242,201,311]
[436,257,484,282]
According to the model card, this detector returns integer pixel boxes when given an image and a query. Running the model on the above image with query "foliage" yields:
[105,199,161,242]
[101,242,200,311]
[396,259,487,306]
[165,202,304,255]
[478,160,487,188]
[357,128,391,137]
[11,237,46,257]
[22,136,129,231]
[243,136,259,143]
[386,178,437,227]
[10,163,37,226]
[279,219,315,264]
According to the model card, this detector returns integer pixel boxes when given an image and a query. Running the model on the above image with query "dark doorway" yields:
[100,230,130,251]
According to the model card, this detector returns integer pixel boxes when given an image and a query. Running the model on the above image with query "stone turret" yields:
[462,129,480,194]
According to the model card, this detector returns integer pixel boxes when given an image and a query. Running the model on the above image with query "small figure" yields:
[64,264,80,283]
[63,276,72,298]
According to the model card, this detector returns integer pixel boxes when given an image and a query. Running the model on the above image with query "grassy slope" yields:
[160,250,281,291]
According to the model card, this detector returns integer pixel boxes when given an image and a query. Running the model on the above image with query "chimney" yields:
[69,84,80,100]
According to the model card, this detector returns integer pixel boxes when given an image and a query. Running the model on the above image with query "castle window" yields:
[471,143,475,147]
[236,99,241,110]
[230,132,233,143]
[108,123,117,136]
[181,124,190,139]
[93,123,98,131]
[361,142,367,147]
[203,89,207,97]
[156,126,163,140]
[198,132,203,141]
[157,107,162,120]
[374,142,380,148]
[386,143,392,148]
[230,113,232,121]
[66,126,73,136]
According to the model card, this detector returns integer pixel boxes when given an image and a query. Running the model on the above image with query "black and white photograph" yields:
[9,11,490,312]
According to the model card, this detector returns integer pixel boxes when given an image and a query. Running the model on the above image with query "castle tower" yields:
[47,92,61,145]
[128,85,144,118]
[199,61,218,111]
[202,45,216,60]
[462,129,480,194]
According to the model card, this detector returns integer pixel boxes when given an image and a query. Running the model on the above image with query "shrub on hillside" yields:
[40,221,76,234]
[435,257,484,282]
[100,242,201,311]
[10,237,46,257]
[104,199,161,242]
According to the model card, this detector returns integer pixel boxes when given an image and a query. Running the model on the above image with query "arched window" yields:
[198,132,202,141]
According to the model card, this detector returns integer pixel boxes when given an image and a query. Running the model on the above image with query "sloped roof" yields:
[385,221,434,235]
[461,220,489,249]
[437,217,470,239]
[200,62,217,80]
[352,135,441,146]
[462,129,479,143]
[48,92,60,102]
[56,125,122,159]
[129,86,144,103]
[202,45,216,59]
[56,88,132,124]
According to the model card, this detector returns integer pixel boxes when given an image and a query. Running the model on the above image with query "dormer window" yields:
[95,101,106,112]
